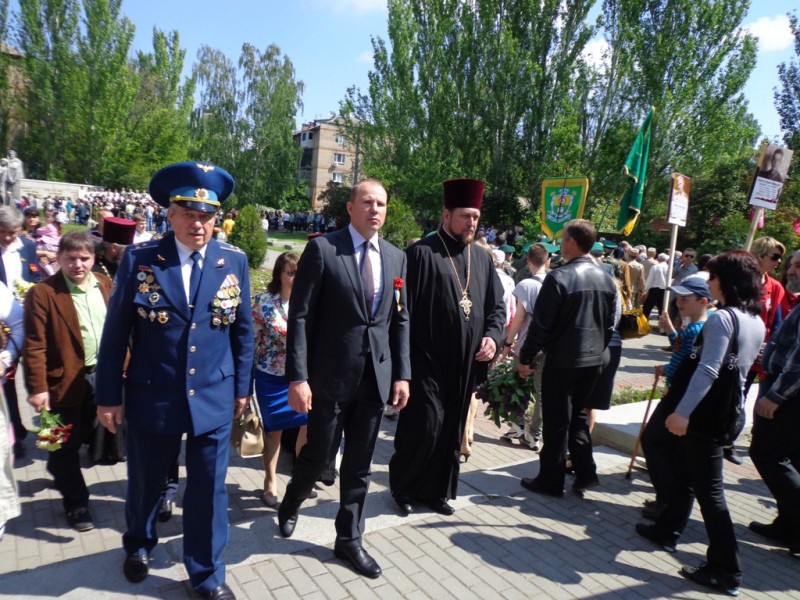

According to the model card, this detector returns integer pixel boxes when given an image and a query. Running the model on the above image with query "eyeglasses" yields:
[684,254,695,259]
[766,253,783,262]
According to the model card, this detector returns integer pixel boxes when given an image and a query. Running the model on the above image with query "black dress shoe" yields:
[202,582,236,600]
[318,467,338,487]
[641,502,665,521]
[157,498,174,523]
[425,498,455,515]
[123,553,149,583]
[572,476,599,493]
[723,446,743,465]
[278,513,297,538]
[635,522,676,553]
[748,520,792,544]
[334,544,382,579]
[394,494,414,515]
[520,477,563,498]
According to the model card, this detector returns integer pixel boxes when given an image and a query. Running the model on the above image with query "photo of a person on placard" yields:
[758,145,787,183]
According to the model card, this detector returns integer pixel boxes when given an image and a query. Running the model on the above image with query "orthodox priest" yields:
[389,178,505,516]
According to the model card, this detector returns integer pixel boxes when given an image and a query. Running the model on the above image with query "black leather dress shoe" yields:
[394,494,414,515]
[123,553,149,583]
[334,544,382,579]
[426,498,455,516]
[202,582,236,600]
[520,477,563,498]
[572,476,599,493]
[278,513,297,538]
[157,498,174,523]
[748,520,791,544]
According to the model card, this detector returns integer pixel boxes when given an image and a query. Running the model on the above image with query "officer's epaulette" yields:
[219,242,244,254]
[129,240,159,251]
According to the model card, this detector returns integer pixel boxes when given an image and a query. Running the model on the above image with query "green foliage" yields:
[383,196,421,249]
[249,266,272,299]
[318,182,350,230]
[611,384,668,406]
[475,359,536,428]
[776,13,800,149]
[228,204,267,268]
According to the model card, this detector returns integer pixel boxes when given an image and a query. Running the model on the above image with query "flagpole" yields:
[663,224,679,314]
[744,207,763,251]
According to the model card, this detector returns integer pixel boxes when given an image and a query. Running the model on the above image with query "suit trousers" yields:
[124,420,231,594]
[537,365,602,492]
[749,395,800,543]
[46,371,97,512]
[656,433,741,584]
[280,361,383,545]
[641,288,665,321]
[641,399,679,505]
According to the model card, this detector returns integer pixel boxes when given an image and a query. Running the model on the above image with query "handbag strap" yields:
[690,306,740,367]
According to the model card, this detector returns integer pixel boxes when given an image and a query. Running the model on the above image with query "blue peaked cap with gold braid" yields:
[149,161,235,214]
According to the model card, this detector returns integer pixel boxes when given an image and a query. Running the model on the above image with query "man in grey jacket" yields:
[517,219,617,497]
[748,292,800,555]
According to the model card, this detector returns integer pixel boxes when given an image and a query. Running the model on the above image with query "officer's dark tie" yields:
[361,241,374,318]
[189,251,201,309]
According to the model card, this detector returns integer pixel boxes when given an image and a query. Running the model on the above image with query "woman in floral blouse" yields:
[253,252,307,507]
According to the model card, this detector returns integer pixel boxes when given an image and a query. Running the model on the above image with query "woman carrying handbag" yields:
[635,250,765,597]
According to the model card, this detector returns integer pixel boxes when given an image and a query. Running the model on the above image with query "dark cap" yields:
[149,161,235,214]
[103,217,136,245]
[443,178,484,211]
[669,276,712,300]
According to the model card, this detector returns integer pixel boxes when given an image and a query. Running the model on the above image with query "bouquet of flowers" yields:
[475,358,536,428]
[13,278,35,305]
[32,408,73,451]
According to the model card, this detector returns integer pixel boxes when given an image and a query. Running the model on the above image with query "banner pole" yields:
[744,207,763,252]
[662,224,679,314]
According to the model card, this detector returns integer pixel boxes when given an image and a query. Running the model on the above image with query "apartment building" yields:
[295,116,359,209]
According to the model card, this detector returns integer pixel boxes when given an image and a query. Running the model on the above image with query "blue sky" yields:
[12,0,800,139]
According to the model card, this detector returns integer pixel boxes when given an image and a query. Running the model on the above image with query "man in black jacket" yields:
[517,219,617,497]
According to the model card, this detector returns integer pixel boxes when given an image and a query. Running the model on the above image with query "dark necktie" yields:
[189,251,201,309]
[361,241,374,318]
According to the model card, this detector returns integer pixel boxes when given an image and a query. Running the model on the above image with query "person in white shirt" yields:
[642,253,670,320]
[132,215,152,244]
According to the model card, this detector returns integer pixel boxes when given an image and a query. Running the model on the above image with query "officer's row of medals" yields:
[211,274,241,327]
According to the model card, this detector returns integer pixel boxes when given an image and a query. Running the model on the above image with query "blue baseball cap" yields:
[669,276,712,300]
[149,161,235,214]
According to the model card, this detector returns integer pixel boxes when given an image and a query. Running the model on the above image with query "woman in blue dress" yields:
[253,252,307,507]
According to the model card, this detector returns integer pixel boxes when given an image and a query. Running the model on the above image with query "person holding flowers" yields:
[23,231,113,532]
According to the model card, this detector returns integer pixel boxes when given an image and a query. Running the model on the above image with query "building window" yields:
[333,153,346,165]
[335,133,347,145]
[332,172,344,184]
[301,132,307,141]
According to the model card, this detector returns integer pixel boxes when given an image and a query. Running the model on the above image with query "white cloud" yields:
[318,0,387,13]
[357,50,374,64]
[581,37,610,70]
[744,15,793,52]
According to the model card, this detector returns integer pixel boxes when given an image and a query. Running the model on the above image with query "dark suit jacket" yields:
[23,272,112,408]
[95,233,255,435]
[0,236,42,286]
[286,227,411,403]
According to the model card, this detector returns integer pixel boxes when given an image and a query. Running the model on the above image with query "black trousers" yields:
[655,433,741,584]
[749,395,800,544]
[46,372,97,512]
[279,362,383,545]
[641,400,679,505]
[642,288,665,321]
[536,365,602,492]
[3,374,26,442]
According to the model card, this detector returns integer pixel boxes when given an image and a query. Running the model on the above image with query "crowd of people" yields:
[0,165,798,599]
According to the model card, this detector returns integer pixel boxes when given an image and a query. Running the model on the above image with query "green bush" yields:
[383,196,422,249]
[229,204,267,268]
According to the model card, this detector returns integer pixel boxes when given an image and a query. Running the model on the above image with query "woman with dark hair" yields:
[636,250,765,597]
[252,252,308,507]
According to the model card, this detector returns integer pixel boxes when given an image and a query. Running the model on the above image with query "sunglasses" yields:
[684,254,695,259]
[766,253,783,261]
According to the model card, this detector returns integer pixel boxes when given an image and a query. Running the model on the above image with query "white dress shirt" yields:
[348,224,383,316]
[1,237,24,287]
[174,237,207,304]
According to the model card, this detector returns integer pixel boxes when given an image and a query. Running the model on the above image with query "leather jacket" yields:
[519,256,617,369]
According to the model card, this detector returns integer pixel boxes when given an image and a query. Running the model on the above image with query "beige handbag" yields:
[231,396,264,458]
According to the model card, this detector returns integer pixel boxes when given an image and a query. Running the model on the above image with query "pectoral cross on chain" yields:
[459,292,472,321]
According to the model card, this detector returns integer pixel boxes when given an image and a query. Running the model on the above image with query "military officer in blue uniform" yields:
[95,162,254,600]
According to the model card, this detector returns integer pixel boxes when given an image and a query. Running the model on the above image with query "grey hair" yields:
[657,253,669,262]
[0,206,23,230]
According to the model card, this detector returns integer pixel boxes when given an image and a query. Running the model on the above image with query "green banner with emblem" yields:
[540,177,590,239]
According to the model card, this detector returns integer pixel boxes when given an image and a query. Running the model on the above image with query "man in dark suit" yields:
[0,205,42,455]
[278,179,411,579]
[23,231,113,531]
[96,162,254,600]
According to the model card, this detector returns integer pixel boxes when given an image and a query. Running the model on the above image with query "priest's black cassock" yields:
[389,228,505,501]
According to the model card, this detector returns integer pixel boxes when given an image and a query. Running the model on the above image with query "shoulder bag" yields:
[231,396,265,458]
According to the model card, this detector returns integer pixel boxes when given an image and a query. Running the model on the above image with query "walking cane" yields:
[625,372,661,479]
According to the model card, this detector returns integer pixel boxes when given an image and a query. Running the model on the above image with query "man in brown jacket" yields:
[24,231,113,531]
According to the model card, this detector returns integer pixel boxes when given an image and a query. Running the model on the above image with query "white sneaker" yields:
[522,433,541,452]
[501,424,524,440]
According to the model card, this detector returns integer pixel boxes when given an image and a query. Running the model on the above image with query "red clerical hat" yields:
[443,178,485,211]
[103,217,136,245]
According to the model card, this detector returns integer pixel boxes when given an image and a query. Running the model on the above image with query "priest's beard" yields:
[448,229,474,246]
